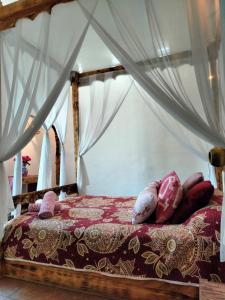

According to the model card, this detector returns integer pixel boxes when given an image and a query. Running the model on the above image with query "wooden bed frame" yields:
[0,183,199,300]
[2,260,198,300]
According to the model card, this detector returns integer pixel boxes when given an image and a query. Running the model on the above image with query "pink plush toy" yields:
[29,202,61,213]
[38,191,58,219]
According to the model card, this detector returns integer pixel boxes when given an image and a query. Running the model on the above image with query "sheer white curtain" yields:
[54,83,70,199]
[79,0,225,261]
[80,0,225,259]
[78,72,133,193]
[134,81,217,186]
[79,0,225,147]
[11,152,22,217]
[37,81,70,191]
[0,1,95,239]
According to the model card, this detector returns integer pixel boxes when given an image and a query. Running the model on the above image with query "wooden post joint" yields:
[70,71,79,85]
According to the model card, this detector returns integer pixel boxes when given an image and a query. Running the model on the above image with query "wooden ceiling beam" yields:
[78,65,125,79]
[0,0,75,32]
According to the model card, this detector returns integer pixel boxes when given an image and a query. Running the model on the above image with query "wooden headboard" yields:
[12,183,78,213]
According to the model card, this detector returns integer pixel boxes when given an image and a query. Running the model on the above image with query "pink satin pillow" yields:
[156,171,183,224]
[182,172,204,194]
[132,181,160,224]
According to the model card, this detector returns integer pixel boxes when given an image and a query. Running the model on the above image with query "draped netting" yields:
[0,0,97,239]
[77,72,133,194]
[54,84,70,200]
[79,0,225,259]
[37,81,70,191]
[134,81,217,186]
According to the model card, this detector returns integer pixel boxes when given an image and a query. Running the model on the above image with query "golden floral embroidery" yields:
[3,215,32,243]
[14,227,23,241]
[112,208,133,222]
[82,223,134,253]
[22,219,71,261]
[210,274,222,282]
[128,236,140,254]
[76,197,115,207]
[4,245,19,259]
[142,214,215,278]
[69,208,104,220]
[63,259,75,269]
[84,257,135,276]
[115,199,136,208]
[3,195,222,284]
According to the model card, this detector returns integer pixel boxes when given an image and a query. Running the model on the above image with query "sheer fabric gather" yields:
[79,0,225,261]
[0,1,96,239]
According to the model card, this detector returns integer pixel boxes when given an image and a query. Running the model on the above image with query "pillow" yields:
[38,191,57,219]
[155,171,183,224]
[160,171,177,183]
[171,180,214,224]
[132,181,160,224]
[182,172,204,194]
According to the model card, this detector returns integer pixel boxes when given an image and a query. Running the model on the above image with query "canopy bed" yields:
[0,69,224,299]
[0,176,224,300]
[1,0,225,300]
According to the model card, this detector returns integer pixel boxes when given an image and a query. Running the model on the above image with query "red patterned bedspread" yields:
[2,195,225,285]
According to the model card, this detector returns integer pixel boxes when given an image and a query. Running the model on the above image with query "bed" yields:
[1,190,224,300]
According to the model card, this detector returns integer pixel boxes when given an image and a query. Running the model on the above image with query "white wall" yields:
[79,75,210,197]
[5,71,211,196]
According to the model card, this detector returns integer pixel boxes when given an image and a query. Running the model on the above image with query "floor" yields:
[0,277,111,300]
[200,279,225,300]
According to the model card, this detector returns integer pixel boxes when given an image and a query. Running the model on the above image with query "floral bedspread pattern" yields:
[2,195,225,284]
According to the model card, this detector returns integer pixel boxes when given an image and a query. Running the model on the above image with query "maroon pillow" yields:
[171,180,214,224]
[182,172,204,194]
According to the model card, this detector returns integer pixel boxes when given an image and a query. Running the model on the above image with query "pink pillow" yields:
[132,181,160,224]
[29,202,61,212]
[38,191,57,219]
[182,172,204,193]
[156,172,183,224]
[160,171,177,182]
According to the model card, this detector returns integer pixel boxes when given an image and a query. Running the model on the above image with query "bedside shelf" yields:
[22,175,38,192]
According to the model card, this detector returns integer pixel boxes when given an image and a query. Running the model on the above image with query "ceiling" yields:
[1,0,17,5]
[73,0,190,72]
[76,26,120,72]
[3,0,214,73]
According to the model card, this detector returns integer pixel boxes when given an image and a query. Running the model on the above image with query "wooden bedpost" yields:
[209,147,225,191]
[208,10,222,190]
[70,71,79,181]
[52,125,60,185]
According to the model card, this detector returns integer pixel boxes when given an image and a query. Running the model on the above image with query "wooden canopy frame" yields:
[0,0,74,31]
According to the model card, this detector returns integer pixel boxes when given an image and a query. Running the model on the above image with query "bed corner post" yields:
[209,147,225,191]
[70,71,79,183]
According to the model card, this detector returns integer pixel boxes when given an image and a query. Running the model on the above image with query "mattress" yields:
[2,195,225,285]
